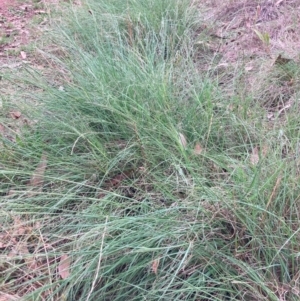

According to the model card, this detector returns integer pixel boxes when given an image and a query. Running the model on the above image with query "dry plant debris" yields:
[201,0,300,60]
[196,0,300,120]
[9,111,21,119]
[58,254,71,279]
[178,132,187,149]
[0,217,70,299]
[0,0,36,57]
[151,258,160,275]
[193,142,203,155]
[28,152,47,189]
[250,146,260,165]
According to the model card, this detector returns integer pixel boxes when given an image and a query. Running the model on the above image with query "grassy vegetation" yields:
[1,0,300,300]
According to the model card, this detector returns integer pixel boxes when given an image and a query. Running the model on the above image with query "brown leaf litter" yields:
[201,0,300,61]
[29,152,48,188]
[58,254,71,279]
[196,0,300,120]
[0,216,70,299]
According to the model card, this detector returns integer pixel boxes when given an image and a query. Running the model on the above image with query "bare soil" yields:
[0,0,16,10]
[196,0,300,118]
[199,0,300,61]
[0,0,39,57]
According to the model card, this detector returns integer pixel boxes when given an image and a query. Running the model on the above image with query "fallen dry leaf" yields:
[151,258,160,275]
[29,153,47,188]
[9,111,21,119]
[262,144,268,157]
[250,147,259,165]
[0,233,10,248]
[193,142,203,155]
[0,293,20,301]
[8,243,29,260]
[20,51,27,59]
[58,254,71,279]
[35,10,47,14]
[97,192,107,199]
[13,217,27,236]
[104,169,134,189]
[16,244,30,257]
[274,54,292,66]
[256,5,261,19]
[139,166,146,173]
[106,173,127,187]
[7,189,17,196]
[25,253,38,270]
[179,133,187,149]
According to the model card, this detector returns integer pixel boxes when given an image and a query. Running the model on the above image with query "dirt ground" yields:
[199,0,300,61]
[0,0,39,57]
[0,0,16,10]
[195,0,300,119]
[1,0,299,70]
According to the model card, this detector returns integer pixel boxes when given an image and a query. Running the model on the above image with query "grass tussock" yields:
[0,0,300,300]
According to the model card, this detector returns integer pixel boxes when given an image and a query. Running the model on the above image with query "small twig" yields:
[255,5,261,24]
[71,134,85,155]
[38,228,54,301]
[277,100,293,116]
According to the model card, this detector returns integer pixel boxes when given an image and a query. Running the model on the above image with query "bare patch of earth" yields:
[196,0,300,117]
[0,0,52,148]
[0,0,43,60]
[200,0,300,61]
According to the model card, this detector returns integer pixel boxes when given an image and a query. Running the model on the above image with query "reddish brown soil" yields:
[0,0,16,10]
[0,0,40,57]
